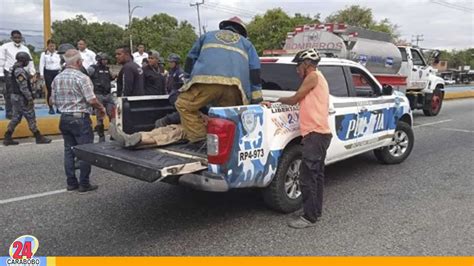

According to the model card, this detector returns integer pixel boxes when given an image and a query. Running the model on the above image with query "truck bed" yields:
[74,141,207,183]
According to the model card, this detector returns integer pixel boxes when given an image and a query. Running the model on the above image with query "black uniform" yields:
[117,61,144,96]
[143,65,166,95]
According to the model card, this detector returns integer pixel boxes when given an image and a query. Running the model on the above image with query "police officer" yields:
[3,52,51,146]
[87,52,115,142]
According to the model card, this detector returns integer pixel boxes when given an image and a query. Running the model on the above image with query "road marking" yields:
[440,128,474,133]
[0,189,66,205]
[413,119,453,128]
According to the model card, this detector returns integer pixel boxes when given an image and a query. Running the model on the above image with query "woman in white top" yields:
[40,39,62,114]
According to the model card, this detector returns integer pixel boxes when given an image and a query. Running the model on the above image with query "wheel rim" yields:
[431,93,441,113]
[388,130,409,157]
[284,159,302,199]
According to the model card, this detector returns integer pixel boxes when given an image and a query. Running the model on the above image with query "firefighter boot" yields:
[34,131,52,144]
[3,131,19,146]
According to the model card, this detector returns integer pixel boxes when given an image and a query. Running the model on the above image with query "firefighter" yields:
[176,16,263,143]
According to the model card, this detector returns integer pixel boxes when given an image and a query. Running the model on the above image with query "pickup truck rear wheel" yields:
[374,121,414,164]
[262,144,303,213]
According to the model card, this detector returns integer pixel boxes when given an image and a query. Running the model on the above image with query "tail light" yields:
[207,118,236,165]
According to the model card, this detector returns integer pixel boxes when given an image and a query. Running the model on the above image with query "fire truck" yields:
[264,23,445,116]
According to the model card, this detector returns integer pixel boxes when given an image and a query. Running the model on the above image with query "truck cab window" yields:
[261,64,301,91]
[398,48,408,62]
[350,67,380,97]
[319,66,349,97]
[411,49,426,66]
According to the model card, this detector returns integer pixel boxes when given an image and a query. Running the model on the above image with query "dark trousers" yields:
[300,132,332,222]
[59,114,94,187]
[3,70,12,118]
[44,69,59,108]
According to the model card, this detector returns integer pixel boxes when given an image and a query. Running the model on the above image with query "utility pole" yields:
[128,0,142,50]
[43,0,51,49]
[411,34,424,46]
[190,0,204,37]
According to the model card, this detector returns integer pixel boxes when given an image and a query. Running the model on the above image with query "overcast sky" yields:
[0,0,472,50]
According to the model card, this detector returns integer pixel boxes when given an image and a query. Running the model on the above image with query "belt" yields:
[61,112,90,118]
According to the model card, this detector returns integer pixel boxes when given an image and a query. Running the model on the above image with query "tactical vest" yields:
[90,64,112,95]
[11,66,32,97]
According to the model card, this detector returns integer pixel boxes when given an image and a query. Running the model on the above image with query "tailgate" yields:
[74,142,207,183]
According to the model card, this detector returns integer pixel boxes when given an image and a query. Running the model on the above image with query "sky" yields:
[0,0,472,50]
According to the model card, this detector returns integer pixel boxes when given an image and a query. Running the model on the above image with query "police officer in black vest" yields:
[87,52,115,142]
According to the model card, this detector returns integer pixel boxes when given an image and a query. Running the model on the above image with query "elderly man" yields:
[52,49,106,193]
[176,17,262,143]
[142,50,166,95]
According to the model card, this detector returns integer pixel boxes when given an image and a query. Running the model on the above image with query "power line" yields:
[412,34,424,46]
[430,0,473,13]
[190,0,205,37]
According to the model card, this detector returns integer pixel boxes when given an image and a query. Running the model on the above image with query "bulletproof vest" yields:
[90,64,112,95]
[167,67,184,93]
[11,66,32,96]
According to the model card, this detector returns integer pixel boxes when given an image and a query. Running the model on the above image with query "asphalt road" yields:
[0,99,473,256]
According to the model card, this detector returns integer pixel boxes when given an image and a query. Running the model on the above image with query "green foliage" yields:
[51,15,125,63]
[129,13,197,60]
[325,5,399,39]
[440,48,474,69]
[247,8,320,55]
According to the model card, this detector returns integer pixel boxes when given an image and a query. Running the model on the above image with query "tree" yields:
[325,5,399,39]
[129,14,197,60]
[440,48,474,69]
[247,8,320,55]
[52,15,125,63]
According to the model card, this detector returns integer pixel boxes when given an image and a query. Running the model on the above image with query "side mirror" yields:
[382,84,393,96]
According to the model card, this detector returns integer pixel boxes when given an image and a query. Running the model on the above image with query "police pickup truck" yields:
[75,57,414,213]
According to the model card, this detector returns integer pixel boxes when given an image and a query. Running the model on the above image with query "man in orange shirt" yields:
[271,48,332,229]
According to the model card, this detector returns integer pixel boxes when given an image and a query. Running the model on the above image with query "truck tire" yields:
[262,144,303,213]
[423,86,443,116]
[374,121,414,164]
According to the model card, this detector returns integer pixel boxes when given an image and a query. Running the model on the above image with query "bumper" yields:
[179,171,229,192]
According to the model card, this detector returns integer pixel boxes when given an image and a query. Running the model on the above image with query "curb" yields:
[0,116,109,140]
[444,91,474,100]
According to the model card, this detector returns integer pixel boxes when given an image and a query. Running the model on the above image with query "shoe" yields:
[67,185,79,191]
[56,109,61,114]
[78,184,98,193]
[34,131,52,144]
[288,216,318,229]
[3,131,19,146]
[48,107,55,114]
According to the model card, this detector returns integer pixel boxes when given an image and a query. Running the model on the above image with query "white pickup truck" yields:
[75,56,414,213]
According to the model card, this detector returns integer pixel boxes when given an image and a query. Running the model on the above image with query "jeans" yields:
[300,132,332,222]
[59,114,94,187]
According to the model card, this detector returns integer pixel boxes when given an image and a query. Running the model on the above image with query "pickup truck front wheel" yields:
[262,144,303,213]
[374,121,414,164]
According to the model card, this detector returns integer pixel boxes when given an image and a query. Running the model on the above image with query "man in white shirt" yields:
[0,30,36,119]
[39,39,62,114]
[132,44,149,66]
[77,39,96,69]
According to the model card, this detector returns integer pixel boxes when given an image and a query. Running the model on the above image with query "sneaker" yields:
[288,216,318,229]
[48,107,55,115]
[67,185,79,191]
[78,184,98,193]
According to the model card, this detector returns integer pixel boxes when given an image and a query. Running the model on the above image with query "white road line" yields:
[0,189,67,205]
[413,119,453,128]
[440,128,474,133]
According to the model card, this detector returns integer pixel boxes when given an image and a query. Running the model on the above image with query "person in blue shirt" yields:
[175,16,263,143]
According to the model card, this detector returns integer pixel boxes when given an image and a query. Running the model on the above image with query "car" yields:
[75,57,415,213]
